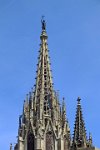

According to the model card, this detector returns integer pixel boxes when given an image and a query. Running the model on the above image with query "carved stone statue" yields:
[41,18,46,30]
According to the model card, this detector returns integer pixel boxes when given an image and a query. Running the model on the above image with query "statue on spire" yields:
[41,16,46,30]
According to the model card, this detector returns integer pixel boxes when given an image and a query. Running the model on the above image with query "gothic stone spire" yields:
[14,19,71,150]
[72,97,87,148]
[33,18,60,126]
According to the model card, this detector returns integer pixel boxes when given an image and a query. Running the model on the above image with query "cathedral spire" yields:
[72,97,87,148]
[34,19,54,122]
[13,19,97,150]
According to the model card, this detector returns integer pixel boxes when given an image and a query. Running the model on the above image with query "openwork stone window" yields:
[46,131,54,150]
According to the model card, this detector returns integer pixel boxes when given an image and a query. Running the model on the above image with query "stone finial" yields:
[89,132,93,145]
[10,143,12,150]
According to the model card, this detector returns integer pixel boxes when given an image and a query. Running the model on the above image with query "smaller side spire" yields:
[72,97,88,148]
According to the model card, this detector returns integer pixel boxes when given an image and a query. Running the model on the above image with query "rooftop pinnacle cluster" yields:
[12,19,97,150]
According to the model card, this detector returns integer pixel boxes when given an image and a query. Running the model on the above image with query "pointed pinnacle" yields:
[62,97,66,111]
[10,143,12,150]
[89,132,92,140]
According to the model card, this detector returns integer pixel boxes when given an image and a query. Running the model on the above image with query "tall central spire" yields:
[34,18,55,121]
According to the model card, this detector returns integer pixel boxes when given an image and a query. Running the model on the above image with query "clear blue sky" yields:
[0,0,100,149]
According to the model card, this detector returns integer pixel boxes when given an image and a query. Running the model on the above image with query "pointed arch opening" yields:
[27,132,35,150]
[46,131,55,150]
